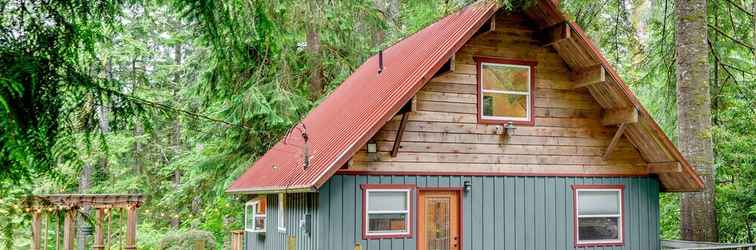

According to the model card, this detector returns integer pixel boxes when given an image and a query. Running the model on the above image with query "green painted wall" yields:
[247,192,320,250]
[248,175,661,250]
[318,175,660,250]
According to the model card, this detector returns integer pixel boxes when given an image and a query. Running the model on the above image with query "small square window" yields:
[573,185,624,247]
[362,185,414,239]
[245,198,267,233]
[475,57,536,125]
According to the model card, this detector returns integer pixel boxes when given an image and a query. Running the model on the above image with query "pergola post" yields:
[125,205,137,250]
[93,208,105,250]
[63,209,76,250]
[31,211,41,250]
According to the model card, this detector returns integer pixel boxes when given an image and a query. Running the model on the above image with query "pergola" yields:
[27,194,143,250]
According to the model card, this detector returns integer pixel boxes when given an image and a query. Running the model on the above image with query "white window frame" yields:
[277,193,286,232]
[245,198,266,233]
[575,188,624,245]
[364,189,412,237]
[479,62,532,122]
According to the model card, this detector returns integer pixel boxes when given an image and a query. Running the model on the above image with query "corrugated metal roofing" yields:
[227,2,499,193]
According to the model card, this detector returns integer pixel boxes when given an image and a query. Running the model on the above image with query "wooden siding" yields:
[318,175,661,250]
[348,13,648,176]
[246,193,319,250]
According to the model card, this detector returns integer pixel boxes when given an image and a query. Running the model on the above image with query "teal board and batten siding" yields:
[246,192,320,250]
[317,175,661,250]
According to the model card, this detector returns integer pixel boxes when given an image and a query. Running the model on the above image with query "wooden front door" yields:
[418,191,460,250]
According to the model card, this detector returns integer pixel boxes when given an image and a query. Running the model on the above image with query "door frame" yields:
[416,187,464,250]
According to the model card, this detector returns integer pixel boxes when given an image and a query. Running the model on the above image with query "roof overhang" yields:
[227,0,704,194]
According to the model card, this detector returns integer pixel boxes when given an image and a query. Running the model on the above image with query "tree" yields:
[675,0,718,241]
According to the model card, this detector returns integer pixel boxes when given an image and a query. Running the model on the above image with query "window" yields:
[573,185,624,247]
[362,184,414,239]
[245,198,267,233]
[277,193,286,232]
[475,57,536,125]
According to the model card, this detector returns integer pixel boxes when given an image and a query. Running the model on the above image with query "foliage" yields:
[157,229,216,250]
[0,0,753,248]
[0,0,147,192]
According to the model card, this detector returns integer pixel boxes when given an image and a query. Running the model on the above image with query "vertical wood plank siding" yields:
[246,193,319,250]
[315,175,660,250]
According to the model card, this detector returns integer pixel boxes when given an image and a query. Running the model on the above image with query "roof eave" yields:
[226,185,316,194]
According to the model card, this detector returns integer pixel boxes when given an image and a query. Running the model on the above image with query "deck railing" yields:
[662,240,756,250]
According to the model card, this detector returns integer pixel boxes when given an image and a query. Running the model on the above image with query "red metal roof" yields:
[227,2,499,193]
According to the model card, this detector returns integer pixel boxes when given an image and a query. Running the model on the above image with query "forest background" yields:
[0,0,753,249]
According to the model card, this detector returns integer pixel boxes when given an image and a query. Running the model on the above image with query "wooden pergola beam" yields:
[63,209,76,250]
[125,206,138,250]
[601,107,639,126]
[648,162,683,173]
[602,123,628,160]
[32,212,41,250]
[539,22,571,46]
[571,64,606,89]
[93,208,105,250]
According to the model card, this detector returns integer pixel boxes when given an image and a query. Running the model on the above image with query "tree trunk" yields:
[675,0,717,242]
[132,56,143,175]
[171,43,183,229]
[372,0,400,46]
[306,0,323,100]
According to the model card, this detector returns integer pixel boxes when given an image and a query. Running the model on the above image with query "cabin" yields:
[227,1,704,250]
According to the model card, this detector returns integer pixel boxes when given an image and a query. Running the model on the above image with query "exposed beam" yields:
[391,113,410,157]
[602,123,628,160]
[601,107,639,126]
[539,22,571,46]
[488,15,496,32]
[648,162,683,174]
[449,55,456,72]
[571,64,606,89]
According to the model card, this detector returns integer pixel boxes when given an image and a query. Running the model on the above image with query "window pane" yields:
[254,216,265,231]
[368,191,408,211]
[245,204,255,229]
[368,213,407,232]
[578,217,620,241]
[482,93,527,118]
[578,191,620,215]
[257,199,266,214]
[481,64,529,92]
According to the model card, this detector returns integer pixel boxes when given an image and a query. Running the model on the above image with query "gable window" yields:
[361,184,414,239]
[475,57,536,125]
[573,185,624,247]
[245,198,267,233]
[278,193,286,232]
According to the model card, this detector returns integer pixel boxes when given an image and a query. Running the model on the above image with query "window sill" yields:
[363,233,412,240]
[575,242,624,248]
[478,117,534,126]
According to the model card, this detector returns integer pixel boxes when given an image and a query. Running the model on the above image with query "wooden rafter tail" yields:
[647,162,682,174]
[571,64,606,89]
[539,22,570,46]
[601,107,638,126]
[602,123,628,160]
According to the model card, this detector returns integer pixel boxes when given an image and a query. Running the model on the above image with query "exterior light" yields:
[366,140,378,153]
[504,122,516,136]
[463,181,472,192]
[367,139,378,161]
